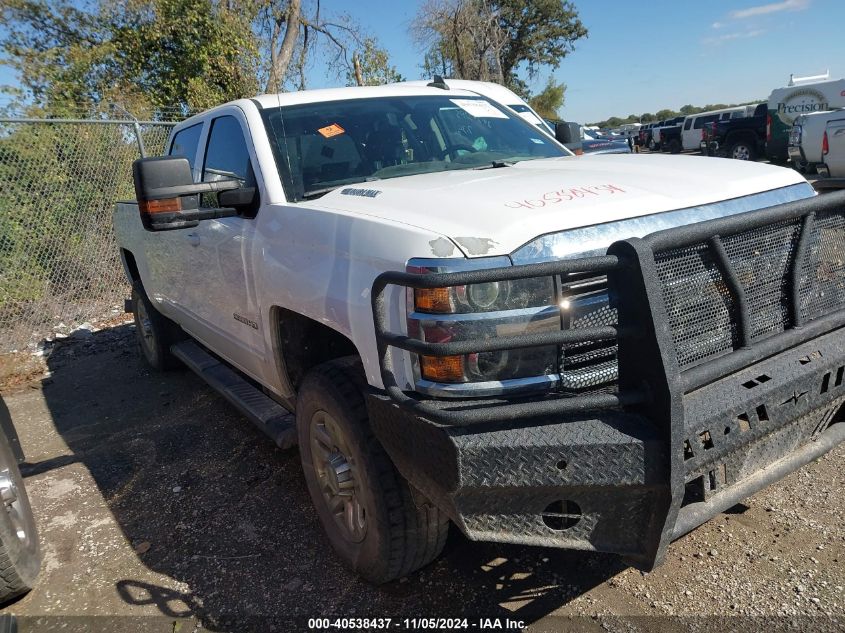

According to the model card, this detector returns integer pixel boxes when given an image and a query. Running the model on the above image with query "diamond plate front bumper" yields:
[367,324,845,569]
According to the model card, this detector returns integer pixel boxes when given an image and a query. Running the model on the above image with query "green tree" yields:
[655,108,677,120]
[640,112,655,122]
[496,0,587,84]
[0,0,260,115]
[346,38,403,86]
[528,79,566,119]
[680,104,700,115]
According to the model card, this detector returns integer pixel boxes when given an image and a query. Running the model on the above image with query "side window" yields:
[684,118,692,130]
[168,123,203,171]
[202,115,256,187]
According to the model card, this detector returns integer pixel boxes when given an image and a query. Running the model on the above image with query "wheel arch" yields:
[270,306,362,397]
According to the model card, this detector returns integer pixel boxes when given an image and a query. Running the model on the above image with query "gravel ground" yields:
[0,325,843,632]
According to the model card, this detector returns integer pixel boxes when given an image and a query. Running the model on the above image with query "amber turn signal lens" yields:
[414,287,453,313]
[420,355,465,382]
[139,197,181,214]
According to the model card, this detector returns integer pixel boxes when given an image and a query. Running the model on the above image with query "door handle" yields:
[187,233,200,247]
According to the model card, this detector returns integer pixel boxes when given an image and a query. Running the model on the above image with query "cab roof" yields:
[178,84,485,128]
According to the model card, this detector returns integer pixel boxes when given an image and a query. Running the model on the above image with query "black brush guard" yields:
[367,190,845,569]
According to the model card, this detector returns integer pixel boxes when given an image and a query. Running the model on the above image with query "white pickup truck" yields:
[790,109,845,174]
[819,117,845,179]
[114,82,845,583]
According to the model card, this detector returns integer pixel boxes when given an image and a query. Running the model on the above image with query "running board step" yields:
[171,340,297,449]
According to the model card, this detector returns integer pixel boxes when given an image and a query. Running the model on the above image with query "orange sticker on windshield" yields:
[318,123,345,138]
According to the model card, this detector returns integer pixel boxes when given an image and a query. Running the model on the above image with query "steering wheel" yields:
[438,144,478,160]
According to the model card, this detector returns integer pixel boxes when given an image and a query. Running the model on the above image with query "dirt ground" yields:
[0,324,843,632]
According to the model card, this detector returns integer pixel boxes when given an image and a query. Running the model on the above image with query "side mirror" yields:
[555,122,583,155]
[132,156,241,231]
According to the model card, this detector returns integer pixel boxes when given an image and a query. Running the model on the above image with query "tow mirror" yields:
[132,156,241,231]
[555,122,583,155]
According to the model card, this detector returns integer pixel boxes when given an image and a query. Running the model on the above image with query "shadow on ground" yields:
[18,324,625,629]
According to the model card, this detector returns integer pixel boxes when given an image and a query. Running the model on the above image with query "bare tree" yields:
[265,0,302,93]
[260,0,365,93]
[412,0,504,82]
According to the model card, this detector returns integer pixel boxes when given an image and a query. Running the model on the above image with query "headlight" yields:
[462,281,502,309]
[406,258,617,394]
[408,258,557,386]
[414,277,554,313]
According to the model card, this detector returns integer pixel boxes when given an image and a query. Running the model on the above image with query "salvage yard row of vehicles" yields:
[637,73,845,175]
[115,78,845,583]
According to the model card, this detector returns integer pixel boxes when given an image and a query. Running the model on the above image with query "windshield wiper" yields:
[472,160,515,170]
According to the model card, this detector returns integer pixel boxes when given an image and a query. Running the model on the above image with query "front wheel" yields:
[297,358,449,583]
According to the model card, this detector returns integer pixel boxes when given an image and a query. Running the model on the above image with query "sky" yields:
[2,0,845,123]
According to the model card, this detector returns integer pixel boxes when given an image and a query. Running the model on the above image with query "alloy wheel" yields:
[309,410,366,543]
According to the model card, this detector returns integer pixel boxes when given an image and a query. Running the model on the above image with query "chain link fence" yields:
[0,118,176,352]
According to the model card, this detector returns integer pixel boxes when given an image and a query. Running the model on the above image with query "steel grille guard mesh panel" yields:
[653,212,845,371]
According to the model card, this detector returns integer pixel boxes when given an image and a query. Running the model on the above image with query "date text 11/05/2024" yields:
[307,617,526,630]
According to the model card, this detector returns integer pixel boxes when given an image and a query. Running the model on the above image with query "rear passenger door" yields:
[681,117,696,150]
[143,122,205,318]
[180,110,266,378]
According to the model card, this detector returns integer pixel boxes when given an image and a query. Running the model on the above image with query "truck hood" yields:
[308,153,809,258]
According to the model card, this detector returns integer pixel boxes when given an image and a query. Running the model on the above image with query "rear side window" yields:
[684,119,692,130]
[168,123,203,170]
[202,116,255,186]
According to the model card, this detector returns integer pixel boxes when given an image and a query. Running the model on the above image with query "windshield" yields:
[260,95,568,201]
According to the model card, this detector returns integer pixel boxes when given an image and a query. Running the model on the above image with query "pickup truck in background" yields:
[114,81,845,583]
[654,117,687,154]
[703,103,768,161]
[815,117,845,189]
[789,109,845,173]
